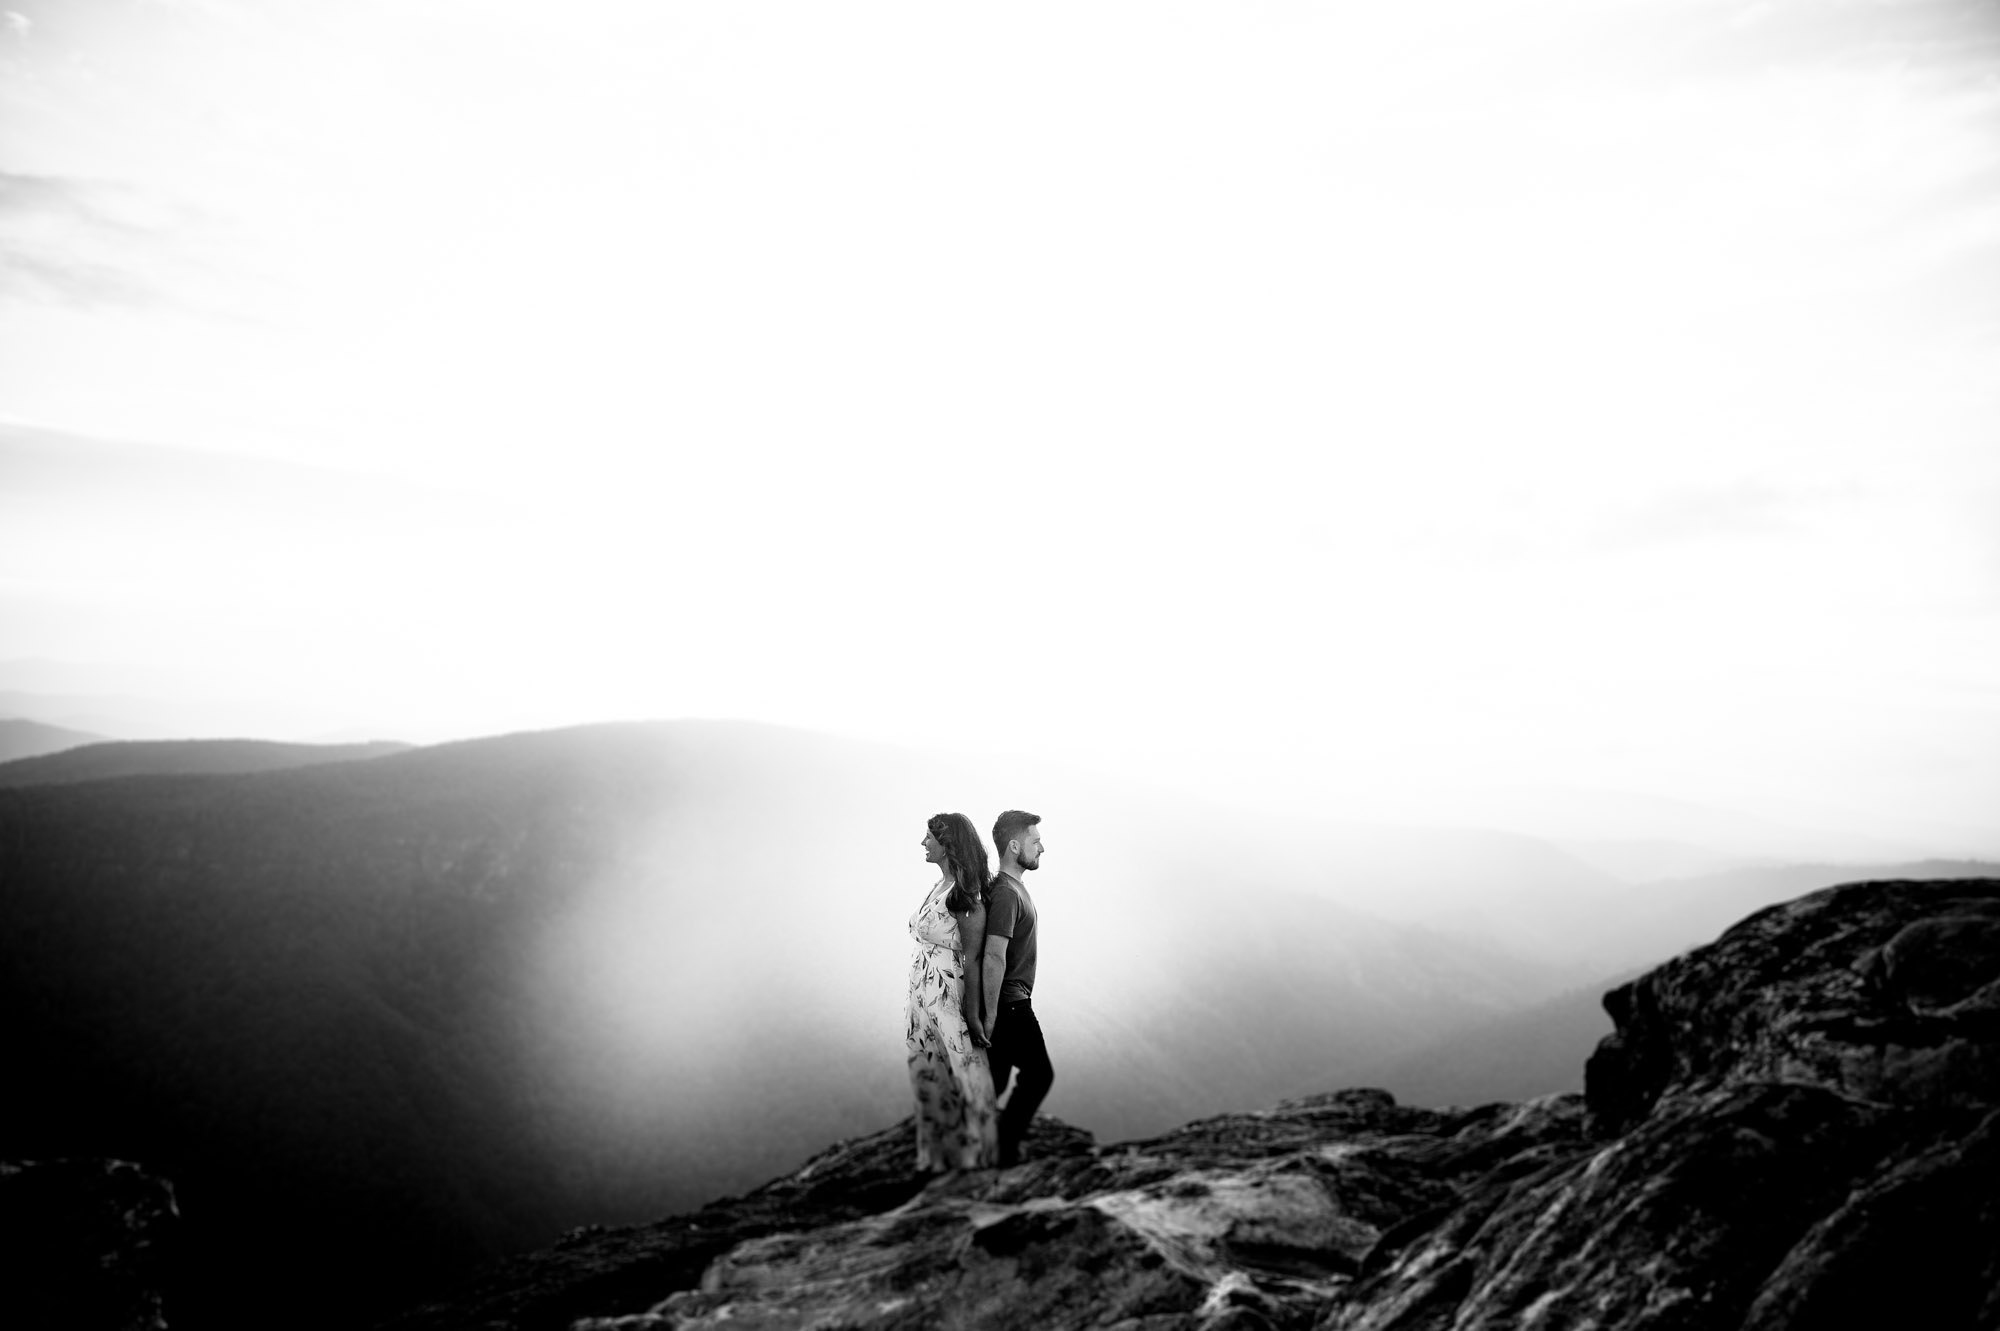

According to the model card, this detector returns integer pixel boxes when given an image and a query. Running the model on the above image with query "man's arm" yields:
[981,934,1009,1034]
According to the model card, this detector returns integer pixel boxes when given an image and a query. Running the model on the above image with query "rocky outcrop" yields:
[1341,878,2000,1331]
[1584,878,2000,1132]
[386,878,2000,1331]
[389,1096,1593,1331]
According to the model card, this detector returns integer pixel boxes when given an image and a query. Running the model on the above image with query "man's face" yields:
[1015,825,1044,872]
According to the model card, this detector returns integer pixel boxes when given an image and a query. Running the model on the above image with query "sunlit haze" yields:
[4,0,1998,847]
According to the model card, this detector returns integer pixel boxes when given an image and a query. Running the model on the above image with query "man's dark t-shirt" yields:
[986,871,1038,1002]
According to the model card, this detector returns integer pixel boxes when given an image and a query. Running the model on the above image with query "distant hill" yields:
[1357,969,1639,1108]
[1342,857,2000,1110]
[0,687,369,743]
[1602,858,2000,962]
[0,720,1568,1331]
[0,737,410,788]
[0,717,106,763]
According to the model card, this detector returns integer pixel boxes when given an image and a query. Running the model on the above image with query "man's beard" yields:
[1018,852,1040,871]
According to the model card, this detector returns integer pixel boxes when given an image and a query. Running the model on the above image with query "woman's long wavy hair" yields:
[929,811,992,916]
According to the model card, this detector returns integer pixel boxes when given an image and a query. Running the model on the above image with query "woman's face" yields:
[922,830,946,866]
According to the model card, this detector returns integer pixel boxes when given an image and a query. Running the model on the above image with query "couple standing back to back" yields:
[905,809,1053,1173]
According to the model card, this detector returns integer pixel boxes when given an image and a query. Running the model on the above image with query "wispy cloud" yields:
[0,2,1995,827]
[1681,2,2000,316]
[1662,0,2000,78]
[0,171,179,308]
[1590,481,1796,553]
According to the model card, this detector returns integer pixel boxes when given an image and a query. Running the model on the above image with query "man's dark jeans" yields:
[987,999,1053,1165]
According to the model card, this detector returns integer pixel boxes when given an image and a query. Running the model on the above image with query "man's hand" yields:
[963,994,990,1047]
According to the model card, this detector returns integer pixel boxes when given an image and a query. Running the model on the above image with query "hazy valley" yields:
[1,719,1992,1329]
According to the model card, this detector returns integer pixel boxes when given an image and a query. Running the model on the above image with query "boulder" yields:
[1585,880,2000,1131]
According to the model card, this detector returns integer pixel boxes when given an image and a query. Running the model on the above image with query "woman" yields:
[905,812,1000,1172]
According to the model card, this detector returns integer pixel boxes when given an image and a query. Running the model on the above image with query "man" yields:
[981,809,1052,1168]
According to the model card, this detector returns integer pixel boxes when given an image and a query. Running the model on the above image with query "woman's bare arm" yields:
[954,902,989,1046]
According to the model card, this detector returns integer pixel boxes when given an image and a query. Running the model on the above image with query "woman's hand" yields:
[962,992,990,1047]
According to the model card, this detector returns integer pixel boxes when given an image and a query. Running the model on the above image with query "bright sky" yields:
[3,0,1998,836]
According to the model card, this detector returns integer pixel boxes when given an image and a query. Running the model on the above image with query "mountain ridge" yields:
[0,716,106,764]
[0,736,411,787]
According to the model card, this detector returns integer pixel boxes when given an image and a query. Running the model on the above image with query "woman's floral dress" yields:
[905,876,999,1171]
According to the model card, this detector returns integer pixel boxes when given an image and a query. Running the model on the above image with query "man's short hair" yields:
[992,809,1041,856]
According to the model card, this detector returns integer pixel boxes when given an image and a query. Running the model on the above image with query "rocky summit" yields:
[386,879,2000,1331]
